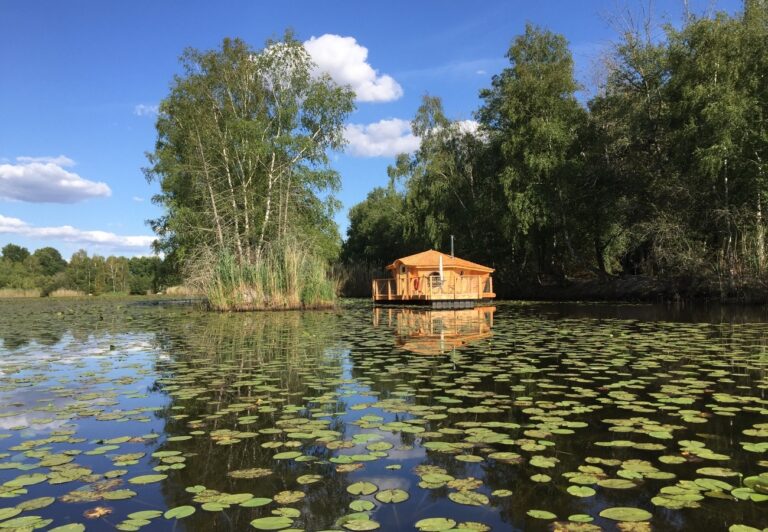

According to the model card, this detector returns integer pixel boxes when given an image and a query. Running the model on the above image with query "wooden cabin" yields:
[372,249,495,307]
[373,306,496,355]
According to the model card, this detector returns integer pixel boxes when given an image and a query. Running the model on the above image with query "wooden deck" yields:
[372,274,495,306]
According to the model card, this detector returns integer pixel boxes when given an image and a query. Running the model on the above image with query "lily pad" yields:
[347,482,377,496]
[375,489,408,503]
[527,509,556,520]
[415,517,457,531]
[599,507,653,522]
[164,505,196,519]
[250,516,294,530]
[128,474,168,485]
[448,491,489,506]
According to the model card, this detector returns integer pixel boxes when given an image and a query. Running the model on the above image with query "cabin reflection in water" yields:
[373,306,495,355]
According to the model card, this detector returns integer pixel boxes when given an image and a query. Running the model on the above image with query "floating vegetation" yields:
[0,298,766,530]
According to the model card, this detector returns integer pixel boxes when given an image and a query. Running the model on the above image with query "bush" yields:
[191,239,337,311]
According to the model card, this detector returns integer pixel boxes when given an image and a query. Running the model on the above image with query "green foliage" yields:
[341,186,412,266]
[0,243,171,297]
[2,243,30,263]
[32,247,67,276]
[344,6,768,296]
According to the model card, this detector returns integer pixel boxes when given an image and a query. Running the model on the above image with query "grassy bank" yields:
[194,241,336,311]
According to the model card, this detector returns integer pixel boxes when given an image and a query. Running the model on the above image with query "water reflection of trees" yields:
[150,309,355,530]
[0,299,162,349]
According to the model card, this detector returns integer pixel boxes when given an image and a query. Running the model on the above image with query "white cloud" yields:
[456,120,480,135]
[15,155,75,166]
[304,34,403,102]
[343,119,482,158]
[132,196,144,202]
[344,118,420,157]
[133,104,159,116]
[0,157,111,203]
[0,214,156,252]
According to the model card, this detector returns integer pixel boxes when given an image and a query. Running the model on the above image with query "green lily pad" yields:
[272,451,302,460]
[250,516,294,530]
[128,474,168,485]
[567,486,596,497]
[49,525,86,532]
[343,519,380,531]
[241,498,272,508]
[415,517,457,531]
[164,505,196,519]
[347,482,377,496]
[296,474,322,485]
[349,500,375,511]
[527,509,556,520]
[14,496,55,511]
[375,489,409,503]
[0,507,21,521]
[102,489,137,500]
[599,507,653,522]
[127,510,162,520]
[448,491,489,506]
[273,491,304,504]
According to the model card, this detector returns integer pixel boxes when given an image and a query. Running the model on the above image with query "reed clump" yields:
[164,285,202,297]
[0,288,40,298]
[191,239,337,311]
[49,288,86,298]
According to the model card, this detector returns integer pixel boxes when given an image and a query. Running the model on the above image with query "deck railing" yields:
[372,275,494,300]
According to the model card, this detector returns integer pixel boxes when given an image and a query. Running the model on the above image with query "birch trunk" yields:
[221,144,245,263]
[195,129,225,250]
[257,151,276,255]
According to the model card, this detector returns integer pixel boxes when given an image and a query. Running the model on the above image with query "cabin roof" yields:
[386,249,494,273]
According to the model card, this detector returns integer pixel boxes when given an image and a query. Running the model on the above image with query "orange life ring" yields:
[413,277,420,291]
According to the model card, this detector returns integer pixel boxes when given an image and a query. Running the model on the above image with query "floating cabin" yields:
[372,249,495,308]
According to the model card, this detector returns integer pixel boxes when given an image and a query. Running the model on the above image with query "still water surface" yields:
[0,299,766,531]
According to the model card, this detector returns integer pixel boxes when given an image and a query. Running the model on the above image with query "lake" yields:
[0,298,766,531]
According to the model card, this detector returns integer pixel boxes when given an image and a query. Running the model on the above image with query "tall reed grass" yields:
[192,240,337,311]
[164,285,202,297]
[0,288,40,298]
[49,289,86,298]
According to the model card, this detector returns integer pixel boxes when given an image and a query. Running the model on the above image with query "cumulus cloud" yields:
[304,34,403,102]
[456,120,480,135]
[0,157,111,203]
[0,214,156,252]
[344,118,420,157]
[344,119,482,158]
[15,155,75,166]
[133,104,159,116]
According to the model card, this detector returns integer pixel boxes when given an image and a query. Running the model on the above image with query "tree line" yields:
[341,2,768,298]
[0,243,171,296]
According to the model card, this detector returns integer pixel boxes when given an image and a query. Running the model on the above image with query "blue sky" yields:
[0,0,742,258]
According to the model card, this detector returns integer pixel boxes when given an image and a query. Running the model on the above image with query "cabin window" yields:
[399,265,406,274]
[429,272,443,288]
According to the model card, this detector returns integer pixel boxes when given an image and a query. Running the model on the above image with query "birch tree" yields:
[145,35,354,264]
